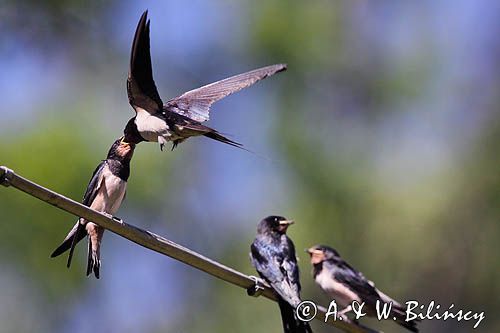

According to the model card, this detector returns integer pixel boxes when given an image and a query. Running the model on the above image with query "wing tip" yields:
[131,10,150,66]
[137,11,148,32]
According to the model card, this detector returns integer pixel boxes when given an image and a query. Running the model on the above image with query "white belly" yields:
[135,108,173,142]
[315,269,361,309]
[90,167,127,215]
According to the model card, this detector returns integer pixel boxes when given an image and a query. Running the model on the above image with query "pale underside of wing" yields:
[165,63,287,122]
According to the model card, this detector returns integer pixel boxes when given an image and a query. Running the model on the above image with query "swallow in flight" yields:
[124,10,287,151]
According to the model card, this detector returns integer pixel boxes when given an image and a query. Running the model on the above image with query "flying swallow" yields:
[250,216,313,333]
[307,245,419,332]
[51,137,135,279]
[124,10,287,151]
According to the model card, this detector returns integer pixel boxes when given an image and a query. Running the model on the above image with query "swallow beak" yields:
[120,137,130,147]
[307,248,323,255]
[278,219,294,232]
[279,220,294,226]
[308,248,325,263]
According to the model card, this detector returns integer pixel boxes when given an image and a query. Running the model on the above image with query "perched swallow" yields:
[124,10,287,151]
[51,137,135,279]
[307,245,419,332]
[250,216,313,333]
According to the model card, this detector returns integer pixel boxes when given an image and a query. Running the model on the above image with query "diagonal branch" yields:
[0,166,379,333]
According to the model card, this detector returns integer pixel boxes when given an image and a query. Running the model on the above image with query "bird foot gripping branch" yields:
[103,212,124,225]
[1,166,380,333]
[0,166,14,187]
[112,216,124,224]
[247,275,266,297]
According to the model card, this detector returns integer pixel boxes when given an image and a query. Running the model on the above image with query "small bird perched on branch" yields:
[250,216,313,333]
[50,137,135,278]
[124,10,287,151]
[307,245,419,332]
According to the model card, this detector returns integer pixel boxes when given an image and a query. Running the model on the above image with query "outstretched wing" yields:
[127,10,163,113]
[165,64,287,122]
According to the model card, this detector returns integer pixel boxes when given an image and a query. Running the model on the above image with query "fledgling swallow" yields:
[307,245,419,332]
[250,216,313,333]
[124,10,287,151]
[50,137,135,279]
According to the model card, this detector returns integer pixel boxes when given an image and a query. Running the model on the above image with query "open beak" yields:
[120,136,131,147]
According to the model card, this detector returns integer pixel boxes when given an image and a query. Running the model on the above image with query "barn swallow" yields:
[250,216,313,333]
[50,137,135,279]
[307,245,419,332]
[124,10,287,151]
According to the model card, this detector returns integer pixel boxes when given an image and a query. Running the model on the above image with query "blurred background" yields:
[0,1,499,332]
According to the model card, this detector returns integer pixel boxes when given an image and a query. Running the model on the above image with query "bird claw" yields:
[102,213,123,224]
[337,305,354,322]
[158,136,167,151]
[112,216,123,224]
[247,275,265,297]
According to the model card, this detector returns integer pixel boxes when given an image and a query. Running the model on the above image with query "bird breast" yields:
[135,108,171,142]
[90,166,127,215]
[315,268,361,309]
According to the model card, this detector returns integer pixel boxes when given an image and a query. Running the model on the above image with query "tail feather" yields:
[395,317,419,333]
[50,220,87,269]
[277,298,313,333]
[67,221,86,268]
[203,131,245,149]
[378,290,419,332]
[86,236,101,279]
[391,306,419,333]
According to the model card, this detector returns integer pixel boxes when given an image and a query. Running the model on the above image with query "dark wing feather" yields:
[127,10,163,113]
[82,161,107,206]
[281,237,301,291]
[250,237,301,307]
[332,258,381,306]
[50,161,106,259]
[165,64,287,122]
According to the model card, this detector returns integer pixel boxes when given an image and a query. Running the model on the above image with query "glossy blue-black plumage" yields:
[250,216,312,333]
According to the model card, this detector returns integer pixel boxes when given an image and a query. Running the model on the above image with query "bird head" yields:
[107,136,135,161]
[123,117,144,144]
[306,245,340,264]
[257,215,295,235]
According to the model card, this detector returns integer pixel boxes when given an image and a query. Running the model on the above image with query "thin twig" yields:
[0,166,379,333]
